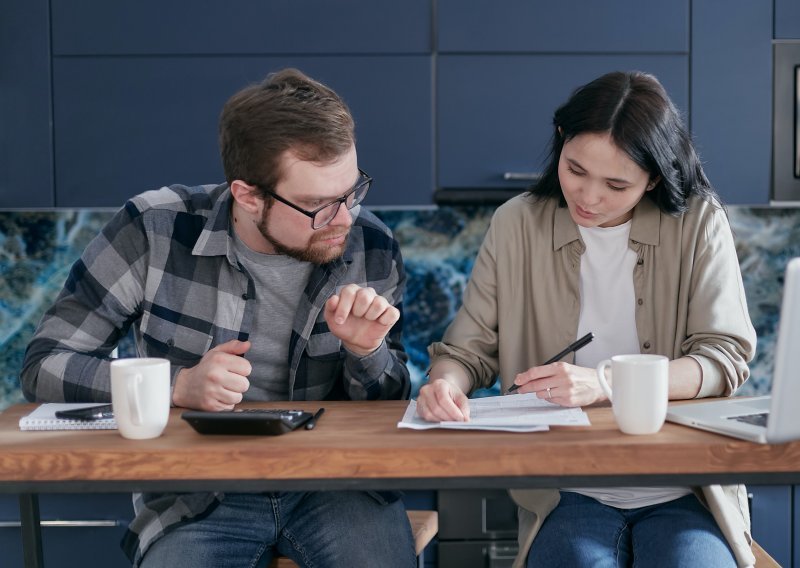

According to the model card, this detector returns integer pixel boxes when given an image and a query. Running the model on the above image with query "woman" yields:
[417,71,757,567]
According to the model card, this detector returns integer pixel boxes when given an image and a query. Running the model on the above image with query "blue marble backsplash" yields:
[1,205,799,410]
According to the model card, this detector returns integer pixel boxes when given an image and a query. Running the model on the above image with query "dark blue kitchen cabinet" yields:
[437,0,688,53]
[436,0,773,206]
[690,0,773,205]
[4,0,434,209]
[775,0,800,39]
[51,0,432,55]
[435,0,691,199]
[0,493,133,567]
[436,55,688,192]
[795,485,800,568]
[749,485,792,567]
[52,55,432,207]
[0,1,784,206]
[47,0,433,208]
[0,0,53,208]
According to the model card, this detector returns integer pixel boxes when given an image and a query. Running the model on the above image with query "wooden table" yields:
[2,400,800,567]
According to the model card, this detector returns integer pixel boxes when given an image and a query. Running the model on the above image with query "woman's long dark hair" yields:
[529,71,717,215]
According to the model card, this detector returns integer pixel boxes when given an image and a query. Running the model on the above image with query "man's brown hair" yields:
[219,68,355,197]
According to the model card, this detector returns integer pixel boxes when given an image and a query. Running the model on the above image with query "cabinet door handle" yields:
[503,172,541,181]
[0,520,119,528]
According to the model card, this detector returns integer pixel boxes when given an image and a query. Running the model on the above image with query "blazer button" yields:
[643,341,651,350]
[241,293,248,300]
[637,258,644,265]
[637,298,644,306]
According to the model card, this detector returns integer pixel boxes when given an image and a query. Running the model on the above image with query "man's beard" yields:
[256,212,349,265]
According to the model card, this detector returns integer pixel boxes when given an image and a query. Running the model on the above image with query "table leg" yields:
[19,494,44,568]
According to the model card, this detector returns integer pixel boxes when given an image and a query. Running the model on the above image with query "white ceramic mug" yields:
[596,354,669,435]
[110,358,170,439]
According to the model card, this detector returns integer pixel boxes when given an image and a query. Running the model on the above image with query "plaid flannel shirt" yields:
[21,183,410,564]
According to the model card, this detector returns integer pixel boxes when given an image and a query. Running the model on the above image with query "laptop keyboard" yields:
[729,412,769,427]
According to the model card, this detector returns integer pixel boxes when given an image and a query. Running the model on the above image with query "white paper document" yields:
[398,392,591,433]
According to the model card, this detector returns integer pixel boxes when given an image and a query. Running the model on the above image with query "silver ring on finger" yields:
[546,387,552,400]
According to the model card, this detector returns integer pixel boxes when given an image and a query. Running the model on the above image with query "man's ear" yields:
[230,180,262,214]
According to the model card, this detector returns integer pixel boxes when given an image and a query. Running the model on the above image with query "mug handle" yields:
[128,374,144,426]
[596,359,613,401]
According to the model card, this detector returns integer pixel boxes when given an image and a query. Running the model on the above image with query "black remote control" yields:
[181,409,314,435]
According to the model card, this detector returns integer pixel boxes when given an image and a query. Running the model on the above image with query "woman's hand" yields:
[510,362,607,407]
[416,378,471,422]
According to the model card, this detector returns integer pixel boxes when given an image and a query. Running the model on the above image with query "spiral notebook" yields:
[19,403,117,431]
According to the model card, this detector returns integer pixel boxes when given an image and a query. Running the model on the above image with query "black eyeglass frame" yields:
[253,168,372,229]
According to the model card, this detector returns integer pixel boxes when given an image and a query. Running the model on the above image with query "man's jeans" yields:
[527,492,737,568]
[142,491,416,567]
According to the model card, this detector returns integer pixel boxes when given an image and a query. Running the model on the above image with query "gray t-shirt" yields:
[233,234,314,400]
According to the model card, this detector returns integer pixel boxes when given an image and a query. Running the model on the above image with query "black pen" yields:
[305,407,325,430]
[506,332,595,393]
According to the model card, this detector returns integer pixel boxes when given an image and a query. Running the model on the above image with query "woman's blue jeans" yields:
[141,491,416,568]
[527,491,737,568]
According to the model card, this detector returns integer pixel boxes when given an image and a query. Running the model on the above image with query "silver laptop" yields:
[666,257,800,444]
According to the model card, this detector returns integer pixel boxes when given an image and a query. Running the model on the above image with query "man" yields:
[21,68,415,567]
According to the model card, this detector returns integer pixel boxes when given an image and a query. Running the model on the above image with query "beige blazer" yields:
[429,193,758,567]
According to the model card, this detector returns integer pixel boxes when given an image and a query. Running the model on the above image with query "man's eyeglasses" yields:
[255,169,372,229]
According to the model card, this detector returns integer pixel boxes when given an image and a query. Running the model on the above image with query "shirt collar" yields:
[192,185,237,265]
[629,195,661,245]
[553,203,580,251]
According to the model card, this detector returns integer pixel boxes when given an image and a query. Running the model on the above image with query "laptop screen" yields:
[765,257,800,442]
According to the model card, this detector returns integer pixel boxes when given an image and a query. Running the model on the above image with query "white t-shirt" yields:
[565,221,691,509]
[574,222,640,368]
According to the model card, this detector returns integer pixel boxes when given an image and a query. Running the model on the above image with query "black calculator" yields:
[181,408,314,435]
